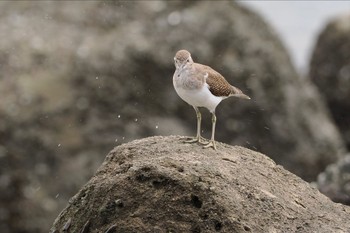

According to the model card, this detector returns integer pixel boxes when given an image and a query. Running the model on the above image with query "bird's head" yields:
[174,49,193,70]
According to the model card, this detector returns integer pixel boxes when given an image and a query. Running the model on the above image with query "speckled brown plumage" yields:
[194,63,243,97]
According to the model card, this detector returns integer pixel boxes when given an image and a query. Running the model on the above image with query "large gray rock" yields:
[57,1,345,180]
[51,136,350,233]
[309,14,350,149]
[0,2,345,232]
[310,14,350,206]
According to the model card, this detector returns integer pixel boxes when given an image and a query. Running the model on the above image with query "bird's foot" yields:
[203,140,217,150]
[184,136,208,145]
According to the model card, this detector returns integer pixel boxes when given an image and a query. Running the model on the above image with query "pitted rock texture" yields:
[51,136,350,233]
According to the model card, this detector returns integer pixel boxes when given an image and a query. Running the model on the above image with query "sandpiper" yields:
[173,49,250,150]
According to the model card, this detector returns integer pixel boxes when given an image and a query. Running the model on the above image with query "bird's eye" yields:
[187,59,189,62]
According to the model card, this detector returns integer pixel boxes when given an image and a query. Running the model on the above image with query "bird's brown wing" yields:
[195,63,242,97]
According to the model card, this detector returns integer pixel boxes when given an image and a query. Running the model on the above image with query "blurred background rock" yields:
[0,1,348,233]
[310,14,350,149]
[309,14,350,206]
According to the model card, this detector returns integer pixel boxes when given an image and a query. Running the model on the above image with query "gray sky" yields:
[239,1,350,74]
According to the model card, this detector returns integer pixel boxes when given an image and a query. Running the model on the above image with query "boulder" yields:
[0,2,345,232]
[309,14,350,149]
[310,14,350,206]
[51,136,350,233]
[63,1,345,181]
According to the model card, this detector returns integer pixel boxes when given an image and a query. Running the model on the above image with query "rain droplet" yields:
[122,137,125,140]
[58,144,61,147]
[155,125,159,129]
[117,115,121,118]
[55,193,60,198]
[115,138,118,142]
[134,118,138,122]
[96,76,99,80]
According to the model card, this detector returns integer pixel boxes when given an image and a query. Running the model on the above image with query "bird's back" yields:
[194,63,244,98]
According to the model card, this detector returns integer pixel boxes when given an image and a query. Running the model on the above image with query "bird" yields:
[173,49,250,150]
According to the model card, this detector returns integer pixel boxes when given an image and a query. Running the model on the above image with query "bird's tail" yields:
[230,86,251,100]
[232,93,251,99]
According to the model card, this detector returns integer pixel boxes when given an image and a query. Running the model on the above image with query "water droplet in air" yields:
[96,76,99,80]
[117,115,121,118]
[58,144,61,147]
[135,118,138,122]
[155,125,159,129]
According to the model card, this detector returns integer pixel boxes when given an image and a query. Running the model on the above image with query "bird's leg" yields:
[203,112,217,150]
[185,106,208,144]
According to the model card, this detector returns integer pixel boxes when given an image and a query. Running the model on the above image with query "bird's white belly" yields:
[174,84,223,112]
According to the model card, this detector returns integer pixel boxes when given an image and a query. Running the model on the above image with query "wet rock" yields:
[51,136,350,233]
[309,14,350,149]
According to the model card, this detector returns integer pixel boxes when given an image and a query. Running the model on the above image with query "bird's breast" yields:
[173,69,203,90]
[173,81,223,112]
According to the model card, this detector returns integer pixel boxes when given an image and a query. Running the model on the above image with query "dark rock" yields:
[0,2,345,233]
[51,136,350,233]
[309,14,350,149]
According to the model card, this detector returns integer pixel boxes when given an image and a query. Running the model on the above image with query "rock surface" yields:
[309,14,350,149]
[0,2,346,232]
[51,136,350,233]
